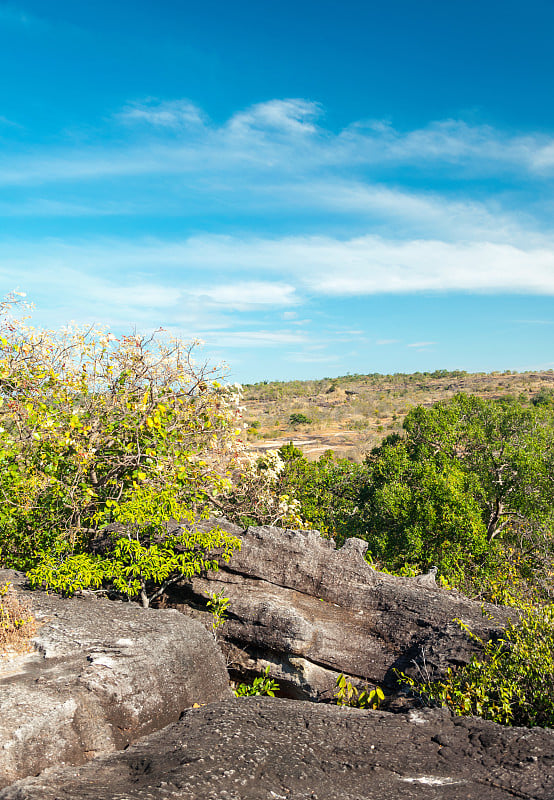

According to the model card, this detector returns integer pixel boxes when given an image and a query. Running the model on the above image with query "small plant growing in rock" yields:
[234,666,280,697]
[206,591,230,642]
[334,673,385,709]
[0,583,36,655]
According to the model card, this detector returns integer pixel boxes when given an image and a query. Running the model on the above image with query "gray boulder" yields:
[165,521,514,701]
[0,570,231,788]
[3,697,554,799]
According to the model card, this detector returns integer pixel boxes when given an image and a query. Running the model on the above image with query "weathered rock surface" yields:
[0,569,232,789]
[3,697,554,800]
[164,521,514,701]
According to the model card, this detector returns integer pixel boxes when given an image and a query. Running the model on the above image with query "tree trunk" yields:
[486,498,504,541]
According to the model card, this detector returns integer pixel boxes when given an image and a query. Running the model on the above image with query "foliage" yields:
[402,394,554,542]
[278,444,366,541]
[275,393,554,601]
[0,295,271,607]
[531,387,554,408]
[399,605,554,728]
[234,665,280,697]
[0,582,36,654]
[221,448,304,529]
[289,412,312,425]
[333,673,385,709]
[206,590,230,641]
[358,435,490,578]
[355,394,554,600]
[27,512,240,608]
[0,294,247,571]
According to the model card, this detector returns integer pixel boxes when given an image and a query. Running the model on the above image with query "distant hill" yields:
[242,369,554,461]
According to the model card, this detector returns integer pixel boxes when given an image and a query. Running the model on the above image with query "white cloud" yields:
[377,339,399,345]
[334,118,554,174]
[4,233,554,302]
[4,99,554,191]
[408,341,436,348]
[294,237,554,295]
[225,99,322,138]
[116,99,206,129]
[189,281,298,310]
[199,329,307,348]
[272,180,544,247]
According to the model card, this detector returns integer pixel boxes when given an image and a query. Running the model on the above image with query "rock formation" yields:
[0,569,231,788]
[0,523,538,797]
[3,697,554,800]
[164,521,515,701]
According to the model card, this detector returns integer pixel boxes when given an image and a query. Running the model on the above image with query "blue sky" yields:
[1,0,554,382]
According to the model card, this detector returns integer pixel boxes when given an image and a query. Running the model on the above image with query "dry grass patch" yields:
[0,583,36,656]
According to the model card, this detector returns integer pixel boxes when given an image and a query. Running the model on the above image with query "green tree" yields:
[357,394,554,599]
[359,436,490,579]
[278,445,365,541]
[403,394,554,543]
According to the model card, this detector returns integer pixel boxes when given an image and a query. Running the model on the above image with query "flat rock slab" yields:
[3,697,554,799]
[0,570,231,788]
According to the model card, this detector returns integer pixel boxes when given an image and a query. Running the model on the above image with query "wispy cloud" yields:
[3,99,554,191]
[189,281,298,310]
[225,99,321,138]
[200,329,308,348]
[2,96,554,379]
[116,99,206,129]
[334,118,554,174]
[4,233,554,301]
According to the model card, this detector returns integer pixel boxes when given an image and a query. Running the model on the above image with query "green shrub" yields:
[531,388,554,408]
[0,296,302,600]
[278,445,365,541]
[27,512,240,608]
[289,412,312,425]
[206,590,230,642]
[399,605,554,727]
[0,294,245,570]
